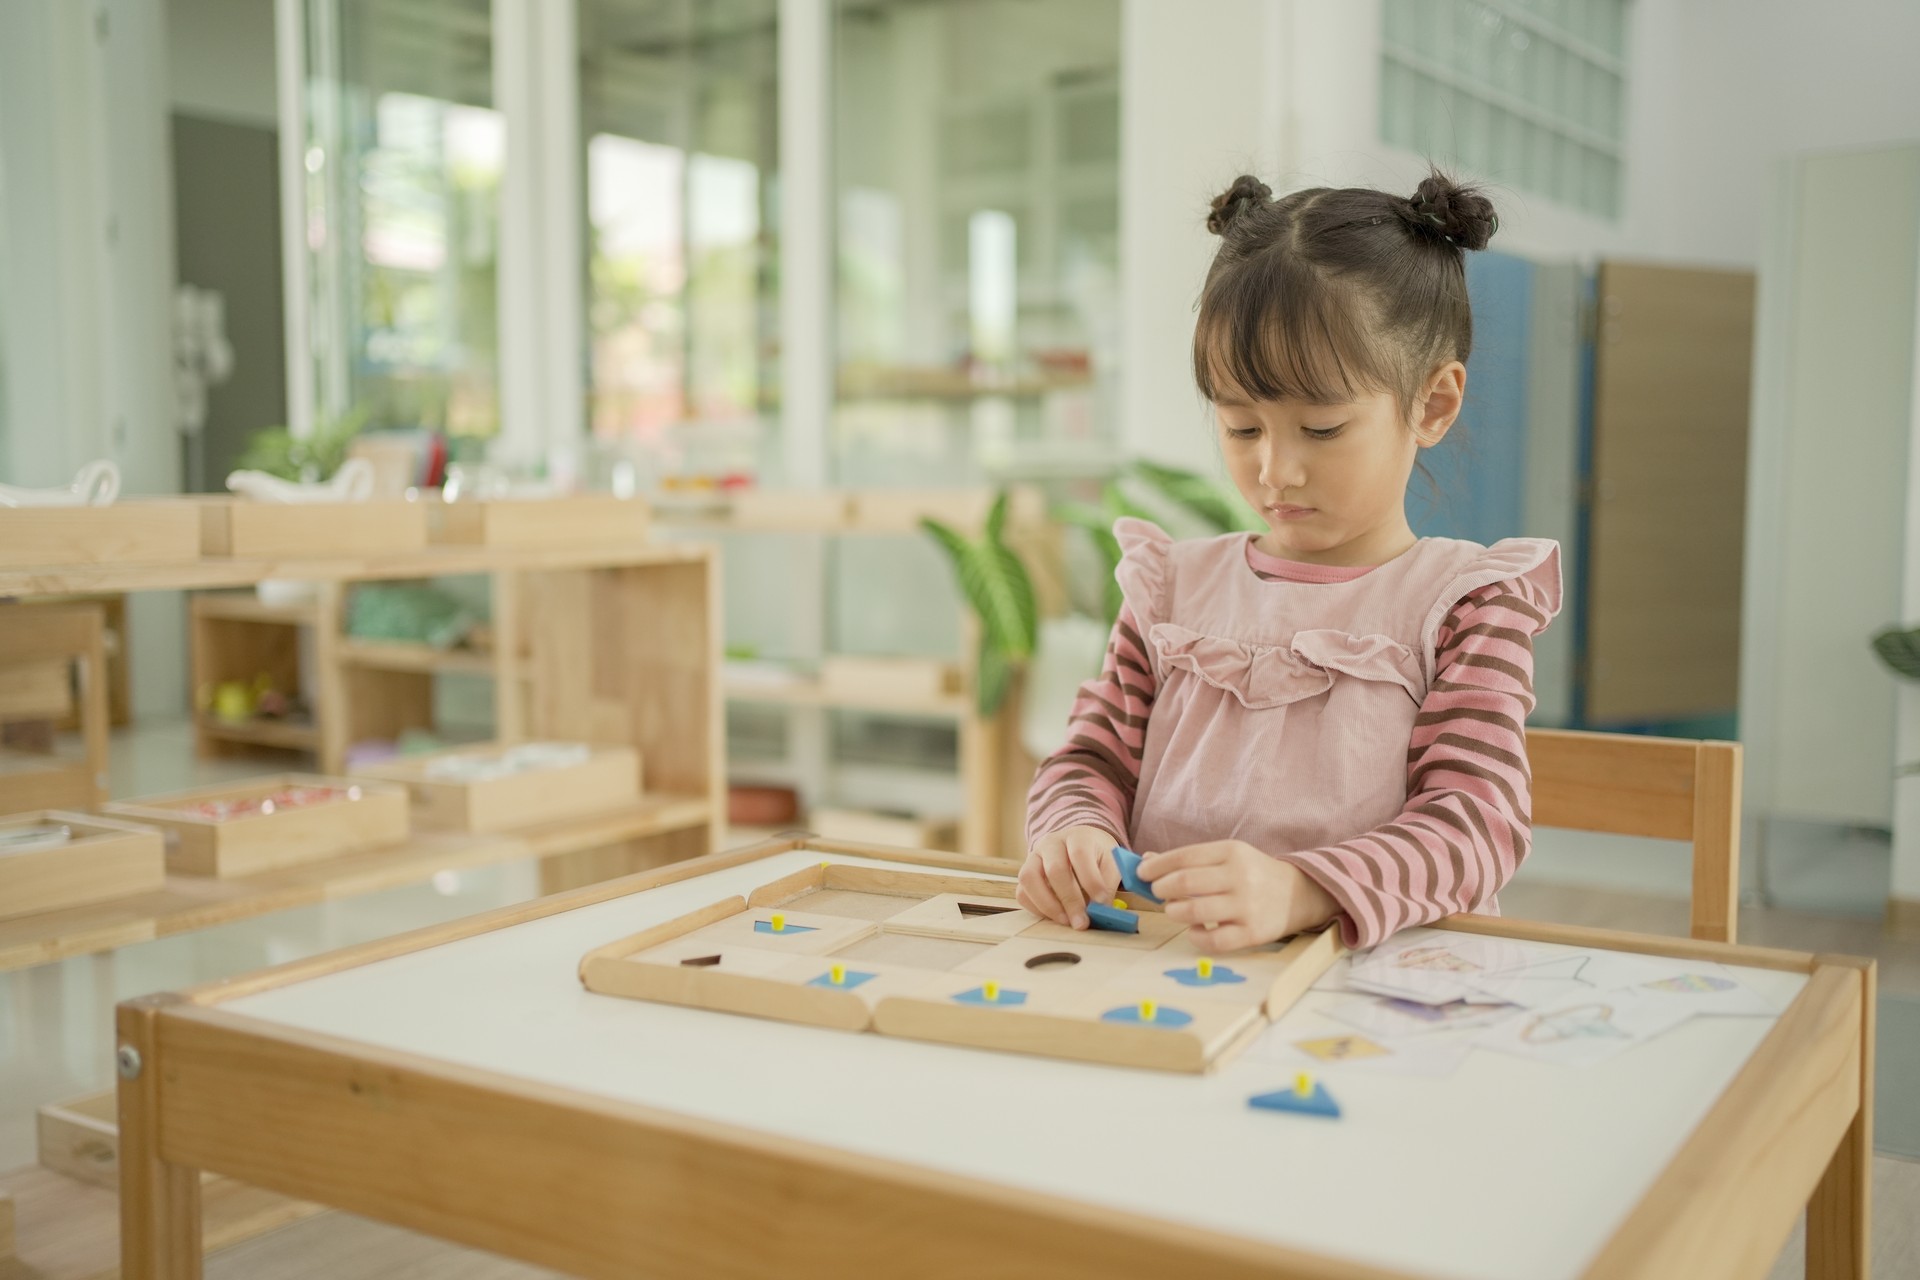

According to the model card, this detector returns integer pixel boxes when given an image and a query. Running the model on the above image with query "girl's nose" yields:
[1258,443,1306,493]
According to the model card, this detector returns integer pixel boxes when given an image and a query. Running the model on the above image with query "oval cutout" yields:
[1024,951,1082,971]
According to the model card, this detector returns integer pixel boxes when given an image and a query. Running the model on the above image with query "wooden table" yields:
[116,837,1874,1280]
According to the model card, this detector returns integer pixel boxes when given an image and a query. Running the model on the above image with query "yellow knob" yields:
[1113,897,1128,911]
[771,914,785,932]
[830,963,846,985]
[984,980,1000,1002]
[1140,999,1157,1021]
[1295,1073,1313,1097]
[1197,957,1214,979]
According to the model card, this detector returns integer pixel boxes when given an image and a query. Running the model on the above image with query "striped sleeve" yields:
[1023,604,1157,849]
[1280,576,1553,948]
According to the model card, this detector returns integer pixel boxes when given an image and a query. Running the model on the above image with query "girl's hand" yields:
[1019,824,1123,929]
[1138,841,1339,953]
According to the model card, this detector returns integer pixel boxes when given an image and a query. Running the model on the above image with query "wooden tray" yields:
[103,774,409,877]
[0,810,165,921]
[0,502,200,569]
[199,498,429,558]
[428,495,650,548]
[808,808,959,851]
[351,742,640,833]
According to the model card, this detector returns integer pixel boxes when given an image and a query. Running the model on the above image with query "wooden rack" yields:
[1,517,725,957]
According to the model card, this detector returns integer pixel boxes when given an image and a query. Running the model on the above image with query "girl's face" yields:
[1215,362,1465,567]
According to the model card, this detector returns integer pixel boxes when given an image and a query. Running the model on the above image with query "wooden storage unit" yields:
[199,498,429,558]
[352,742,641,833]
[428,495,650,548]
[104,774,409,877]
[0,811,164,921]
[0,503,199,569]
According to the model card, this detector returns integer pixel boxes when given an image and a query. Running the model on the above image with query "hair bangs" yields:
[1194,235,1409,410]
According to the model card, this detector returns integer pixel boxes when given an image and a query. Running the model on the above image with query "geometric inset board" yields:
[578,863,1342,1073]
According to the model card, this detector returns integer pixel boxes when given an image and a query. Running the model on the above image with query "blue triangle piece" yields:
[1249,1082,1341,1119]
[1110,845,1162,903]
[1085,901,1139,933]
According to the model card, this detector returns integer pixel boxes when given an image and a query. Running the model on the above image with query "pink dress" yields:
[1027,518,1563,947]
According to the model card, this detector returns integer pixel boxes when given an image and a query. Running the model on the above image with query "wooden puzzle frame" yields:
[579,861,1340,1073]
[116,835,1874,1280]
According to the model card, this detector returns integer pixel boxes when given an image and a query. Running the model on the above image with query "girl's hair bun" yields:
[1207,174,1274,236]
[1400,170,1499,251]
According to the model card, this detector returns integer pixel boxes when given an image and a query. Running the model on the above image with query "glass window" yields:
[315,0,503,439]
[579,0,780,468]
[832,0,1122,487]
[1380,0,1628,220]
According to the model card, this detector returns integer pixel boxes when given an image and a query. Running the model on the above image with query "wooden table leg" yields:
[117,995,203,1279]
[1807,955,1875,1280]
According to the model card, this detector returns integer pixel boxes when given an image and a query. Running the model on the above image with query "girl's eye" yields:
[1224,425,1260,440]
[1303,426,1344,441]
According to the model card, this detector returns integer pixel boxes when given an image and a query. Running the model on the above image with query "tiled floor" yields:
[2,719,1915,1274]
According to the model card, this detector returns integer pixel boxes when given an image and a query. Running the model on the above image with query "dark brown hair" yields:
[1193,169,1498,418]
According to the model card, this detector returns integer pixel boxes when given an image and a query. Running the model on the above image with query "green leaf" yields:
[975,630,1013,717]
[964,539,1038,659]
[984,489,1009,544]
[1872,627,1920,681]
[1129,459,1257,532]
[920,516,973,568]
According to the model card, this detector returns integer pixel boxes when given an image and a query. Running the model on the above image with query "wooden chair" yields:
[1524,728,1742,944]
[0,602,111,815]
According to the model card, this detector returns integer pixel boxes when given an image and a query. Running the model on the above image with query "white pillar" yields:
[777,0,832,489]
[1117,0,1287,476]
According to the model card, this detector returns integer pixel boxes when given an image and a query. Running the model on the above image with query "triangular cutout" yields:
[957,901,1016,918]
[679,954,723,967]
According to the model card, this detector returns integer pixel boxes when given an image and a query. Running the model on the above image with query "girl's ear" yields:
[1412,361,1466,448]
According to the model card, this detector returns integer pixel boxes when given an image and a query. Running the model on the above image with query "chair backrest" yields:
[1523,728,1742,944]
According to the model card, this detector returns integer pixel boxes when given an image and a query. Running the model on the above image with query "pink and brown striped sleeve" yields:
[1281,574,1556,948]
[1023,604,1157,849]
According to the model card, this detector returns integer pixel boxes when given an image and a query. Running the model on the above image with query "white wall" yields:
[166,0,279,127]
[0,0,187,718]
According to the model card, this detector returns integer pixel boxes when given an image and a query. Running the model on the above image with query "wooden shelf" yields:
[0,540,704,598]
[195,715,319,751]
[724,677,968,719]
[187,591,318,626]
[0,792,713,974]
[337,638,526,679]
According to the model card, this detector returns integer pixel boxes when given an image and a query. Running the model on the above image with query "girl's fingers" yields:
[1188,922,1255,954]
[1139,842,1229,879]
[1041,853,1090,929]
[1017,859,1068,925]
[1066,838,1121,902]
[1165,893,1241,928]
[1147,865,1234,901]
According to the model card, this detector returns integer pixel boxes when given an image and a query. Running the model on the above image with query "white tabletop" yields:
[225,850,1808,1280]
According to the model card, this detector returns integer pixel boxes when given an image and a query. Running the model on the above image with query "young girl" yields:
[1020,171,1562,953]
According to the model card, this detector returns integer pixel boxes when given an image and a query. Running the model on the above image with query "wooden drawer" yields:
[0,810,165,920]
[428,495,650,548]
[104,774,409,877]
[353,742,640,833]
[199,498,429,558]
